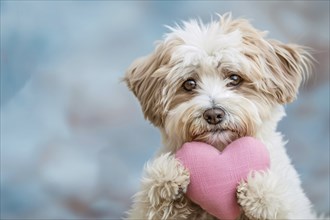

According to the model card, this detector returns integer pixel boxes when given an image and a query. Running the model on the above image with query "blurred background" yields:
[1,1,329,219]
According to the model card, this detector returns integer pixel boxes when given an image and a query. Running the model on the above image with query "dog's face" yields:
[125,14,312,151]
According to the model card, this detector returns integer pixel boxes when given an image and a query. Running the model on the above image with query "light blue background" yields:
[1,1,329,219]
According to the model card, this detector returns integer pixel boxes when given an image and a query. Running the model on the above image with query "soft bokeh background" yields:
[1,1,329,219]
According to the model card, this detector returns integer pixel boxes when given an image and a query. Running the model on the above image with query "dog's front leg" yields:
[236,170,290,220]
[127,153,191,220]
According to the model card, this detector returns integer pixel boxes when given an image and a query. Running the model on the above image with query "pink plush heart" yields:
[175,137,270,220]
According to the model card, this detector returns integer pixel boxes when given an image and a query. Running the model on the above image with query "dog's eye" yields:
[227,74,242,87]
[183,79,197,91]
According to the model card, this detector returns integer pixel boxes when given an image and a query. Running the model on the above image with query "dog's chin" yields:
[192,129,240,151]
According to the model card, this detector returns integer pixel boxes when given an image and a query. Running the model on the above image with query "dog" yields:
[124,13,315,220]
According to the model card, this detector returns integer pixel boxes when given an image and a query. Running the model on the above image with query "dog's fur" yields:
[124,13,315,220]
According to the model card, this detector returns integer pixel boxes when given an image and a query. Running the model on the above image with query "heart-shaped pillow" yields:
[175,137,270,220]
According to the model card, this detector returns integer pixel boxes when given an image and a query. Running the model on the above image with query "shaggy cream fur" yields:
[124,13,316,220]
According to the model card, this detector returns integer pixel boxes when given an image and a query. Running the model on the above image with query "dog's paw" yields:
[143,153,190,207]
[236,171,287,220]
[149,176,189,203]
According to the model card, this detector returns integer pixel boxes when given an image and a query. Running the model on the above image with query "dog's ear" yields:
[266,40,313,104]
[124,42,173,127]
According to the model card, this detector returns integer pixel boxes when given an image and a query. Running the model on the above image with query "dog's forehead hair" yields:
[163,49,252,88]
[163,19,256,83]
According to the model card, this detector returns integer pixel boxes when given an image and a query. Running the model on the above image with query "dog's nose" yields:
[203,108,225,125]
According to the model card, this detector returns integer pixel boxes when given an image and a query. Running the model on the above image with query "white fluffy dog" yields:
[124,13,316,220]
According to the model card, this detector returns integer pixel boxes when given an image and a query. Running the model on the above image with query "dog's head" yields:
[124,14,313,151]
